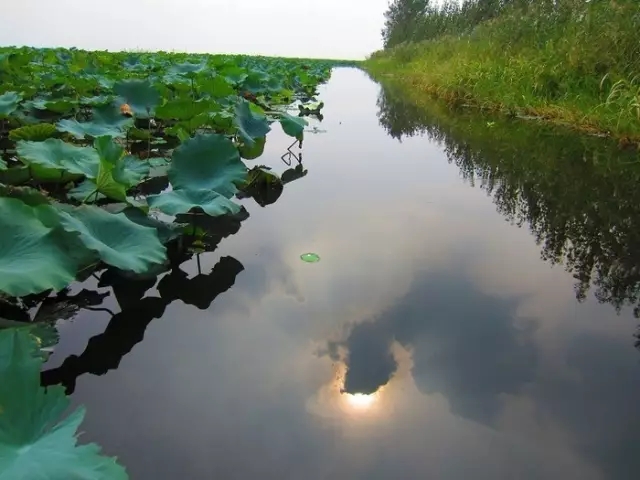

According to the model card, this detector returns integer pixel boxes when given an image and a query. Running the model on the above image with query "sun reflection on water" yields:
[344,392,377,410]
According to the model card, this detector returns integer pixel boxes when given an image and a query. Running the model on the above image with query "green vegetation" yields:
[0,328,127,478]
[366,0,640,142]
[0,48,346,477]
[376,77,640,330]
[0,47,343,299]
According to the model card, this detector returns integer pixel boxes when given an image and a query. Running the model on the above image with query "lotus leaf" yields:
[57,205,166,273]
[279,113,307,140]
[57,104,133,139]
[67,180,107,203]
[16,139,99,178]
[234,100,271,148]
[169,61,208,77]
[114,79,160,118]
[30,98,75,114]
[0,92,21,117]
[168,133,247,197]
[0,198,78,297]
[0,328,128,480]
[148,189,241,217]
[9,124,57,142]
[114,156,150,187]
[239,136,266,160]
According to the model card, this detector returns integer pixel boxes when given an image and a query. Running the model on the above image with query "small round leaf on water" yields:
[300,252,320,263]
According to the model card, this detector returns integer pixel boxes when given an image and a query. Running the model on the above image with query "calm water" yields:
[40,68,640,479]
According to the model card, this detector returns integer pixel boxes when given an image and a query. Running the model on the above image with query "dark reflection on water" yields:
[23,69,640,479]
[332,271,536,422]
[377,78,640,323]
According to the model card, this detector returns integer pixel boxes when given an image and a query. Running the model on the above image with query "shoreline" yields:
[364,62,640,148]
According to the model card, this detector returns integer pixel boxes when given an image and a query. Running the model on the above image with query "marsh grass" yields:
[367,0,640,142]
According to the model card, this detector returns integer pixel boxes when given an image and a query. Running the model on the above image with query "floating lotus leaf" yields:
[67,180,107,203]
[114,155,150,188]
[121,207,182,244]
[79,137,147,201]
[234,100,271,148]
[79,95,113,107]
[239,167,283,207]
[56,205,166,273]
[221,66,248,85]
[155,98,217,121]
[148,188,241,217]
[199,75,235,98]
[16,139,99,178]
[0,329,128,480]
[168,133,247,197]
[169,61,208,77]
[56,104,133,139]
[29,98,75,114]
[113,79,161,118]
[279,113,307,140]
[8,124,57,142]
[0,92,21,117]
[0,198,78,297]
[239,136,266,160]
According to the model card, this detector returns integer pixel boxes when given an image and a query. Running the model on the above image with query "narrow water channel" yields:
[42,68,640,480]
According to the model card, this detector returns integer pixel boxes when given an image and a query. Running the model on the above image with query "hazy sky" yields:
[1,0,389,59]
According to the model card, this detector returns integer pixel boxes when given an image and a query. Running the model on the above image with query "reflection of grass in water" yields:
[367,0,640,142]
[376,79,640,319]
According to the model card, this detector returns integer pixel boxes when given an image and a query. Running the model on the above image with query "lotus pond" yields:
[2,60,640,479]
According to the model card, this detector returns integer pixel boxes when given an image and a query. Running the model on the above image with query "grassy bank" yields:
[365,0,640,144]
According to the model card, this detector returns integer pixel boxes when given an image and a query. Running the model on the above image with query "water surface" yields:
[41,68,640,480]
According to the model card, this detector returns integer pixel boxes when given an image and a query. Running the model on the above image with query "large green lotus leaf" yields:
[113,79,160,118]
[0,92,21,117]
[199,75,235,98]
[94,135,124,165]
[148,188,241,217]
[234,100,271,148]
[57,104,133,139]
[16,139,99,178]
[241,71,270,94]
[113,156,150,188]
[220,66,248,85]
[168,134,247,197]
[8,124,57,142]
[29,98,75,114]
[57,205,166,273]
[155,98,217,121]
[79,95,113,107]
[80,137,134,202]
[121,207,181,244]
[0,329,128,480]
[168,61,208,77]
[0,321,59,360]
[239,167,283,207]
[279,113,307,140]
[239,136,266,160]
[30,166,83,184]
[0,199,77,297]
[67,180,107,203]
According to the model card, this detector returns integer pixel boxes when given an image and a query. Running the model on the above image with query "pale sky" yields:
[0,0,389,59]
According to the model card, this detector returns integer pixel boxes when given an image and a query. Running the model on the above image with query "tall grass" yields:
[367,0,640,141]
